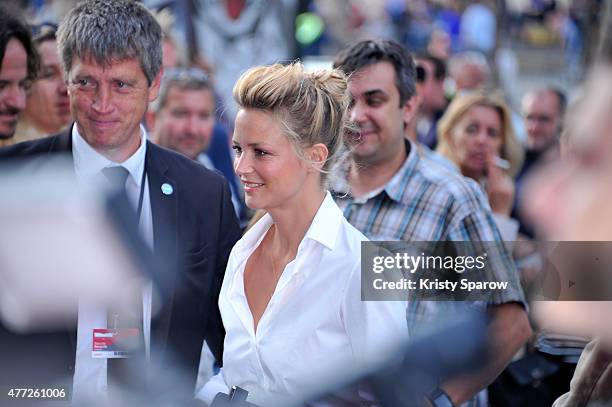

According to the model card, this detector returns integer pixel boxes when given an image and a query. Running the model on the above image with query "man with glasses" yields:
[521,87,566,155]
[414,53,448,149]
[514,87,566,237]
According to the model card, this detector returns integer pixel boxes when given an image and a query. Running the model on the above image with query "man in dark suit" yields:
[0,0,240,402]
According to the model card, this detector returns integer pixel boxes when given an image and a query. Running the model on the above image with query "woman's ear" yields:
[306,143,329,172]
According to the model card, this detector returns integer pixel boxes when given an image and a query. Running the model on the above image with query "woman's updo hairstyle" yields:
[233,62,352,187]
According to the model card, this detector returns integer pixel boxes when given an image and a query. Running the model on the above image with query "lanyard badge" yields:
[92,314,142,358]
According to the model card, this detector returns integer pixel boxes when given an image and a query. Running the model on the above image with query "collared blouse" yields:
[197,192,407,405]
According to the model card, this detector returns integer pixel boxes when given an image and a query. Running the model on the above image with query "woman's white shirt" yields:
[196,193,407,405]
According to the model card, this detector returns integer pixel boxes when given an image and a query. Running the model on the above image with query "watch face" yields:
[430,389,454,407]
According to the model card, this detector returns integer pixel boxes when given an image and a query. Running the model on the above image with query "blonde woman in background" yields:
[436,92,524,240]
[197,63,406,405]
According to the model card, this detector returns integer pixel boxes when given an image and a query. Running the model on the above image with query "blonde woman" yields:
[197,63,406,405]
[436,92,524,239]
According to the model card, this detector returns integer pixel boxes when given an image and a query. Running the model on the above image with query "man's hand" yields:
[441,303,532,405]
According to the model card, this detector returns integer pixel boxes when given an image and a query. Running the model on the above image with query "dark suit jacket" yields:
[0,127,241,397]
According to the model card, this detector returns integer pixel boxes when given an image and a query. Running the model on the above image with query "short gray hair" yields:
[448,51,491,80]
[57,0,162,85]
[151,68,213,112]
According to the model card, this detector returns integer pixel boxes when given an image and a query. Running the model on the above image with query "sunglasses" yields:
[164,67,210,83]
[30,22,58,42]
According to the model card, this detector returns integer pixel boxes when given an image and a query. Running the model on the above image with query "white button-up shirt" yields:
[197,193,407,405]
[71,124,154,401]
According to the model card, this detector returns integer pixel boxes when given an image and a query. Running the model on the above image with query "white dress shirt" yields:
[71,124,154,401]
[197,193,407,405]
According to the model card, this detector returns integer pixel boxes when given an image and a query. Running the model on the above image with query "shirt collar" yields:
[72,123,148,186]
[239,192,342,254]
[302,192,342,250]
[332,139,418,204]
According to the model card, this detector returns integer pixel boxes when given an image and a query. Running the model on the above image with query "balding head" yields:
[449,52,490,92]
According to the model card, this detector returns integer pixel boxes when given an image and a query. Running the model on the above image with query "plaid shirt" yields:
[333,142,504,241]
[332,141,525,407]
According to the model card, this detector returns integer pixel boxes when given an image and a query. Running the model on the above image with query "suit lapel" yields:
[50,128,73,153]
[145,142,179,359]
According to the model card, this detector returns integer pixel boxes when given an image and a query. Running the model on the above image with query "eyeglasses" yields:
[416,62,446,82]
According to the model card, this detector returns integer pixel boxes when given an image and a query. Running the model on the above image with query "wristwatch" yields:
[427,388,455,407]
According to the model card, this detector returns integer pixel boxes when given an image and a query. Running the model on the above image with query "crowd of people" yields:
[0,0,611,406]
